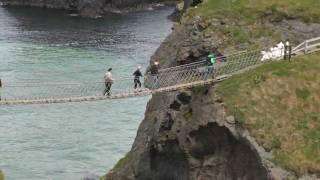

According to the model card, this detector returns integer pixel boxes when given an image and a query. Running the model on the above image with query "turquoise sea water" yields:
[0,6,173,179]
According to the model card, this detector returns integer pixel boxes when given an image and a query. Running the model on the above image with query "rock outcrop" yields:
[0,0,174,18]
[104,1,320,179]
[106,87,279,179]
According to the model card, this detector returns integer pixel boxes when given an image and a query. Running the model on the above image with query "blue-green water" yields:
[0,6,173,179]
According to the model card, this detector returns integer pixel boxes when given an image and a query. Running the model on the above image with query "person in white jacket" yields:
[103,68,114,96]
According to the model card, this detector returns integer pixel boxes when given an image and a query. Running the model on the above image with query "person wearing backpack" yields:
[103,68,114,96]
[133,66,143,89]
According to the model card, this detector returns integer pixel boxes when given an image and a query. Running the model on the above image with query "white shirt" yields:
[104,72,113,82]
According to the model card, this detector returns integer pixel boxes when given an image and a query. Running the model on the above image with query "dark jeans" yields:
[134,78,142,89]
[103,82,113,96]
[204,66,214,80]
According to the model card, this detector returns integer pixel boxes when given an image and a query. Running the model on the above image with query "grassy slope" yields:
[216,53,320,175]
[0,170,4,180]
[191,0,320,175]
[184,0,320,48]
[104,0,320,178]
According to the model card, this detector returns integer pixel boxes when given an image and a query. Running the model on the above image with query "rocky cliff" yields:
[0,0,174,18]
[107,0,320,179]
[103,1,320,179]
[103,0,320,179]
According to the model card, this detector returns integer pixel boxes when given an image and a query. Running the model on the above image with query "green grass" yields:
[182,0,320,48]
[193,0,320,23]
[216,53,320,175]
[0,170,4,180]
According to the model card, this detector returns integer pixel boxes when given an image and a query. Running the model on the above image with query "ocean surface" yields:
[0,6,173,179]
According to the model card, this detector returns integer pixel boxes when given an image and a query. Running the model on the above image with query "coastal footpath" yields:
[0,0,176,18]
[104,0,320,179]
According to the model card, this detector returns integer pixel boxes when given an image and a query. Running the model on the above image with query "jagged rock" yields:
[0,0,174,17]
[266,19,320,43]
[170,100,181,111]
[177,92,191,104]
[106,88,278,179]
[106,8,320,180]
[77,0,104,18]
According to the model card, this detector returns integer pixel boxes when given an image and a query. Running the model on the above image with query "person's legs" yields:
[103,82,108,95]
[137,79,142,88]
[134,79,138,89]
[151,75,160,89]
[104,82,112,96]
[204,66,213,80]
[155,75,160,88]
[151,75,156,89]
[107,82,112,96]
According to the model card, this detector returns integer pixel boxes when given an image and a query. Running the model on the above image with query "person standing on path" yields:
[133,66,143,89]
[103,68,114,96]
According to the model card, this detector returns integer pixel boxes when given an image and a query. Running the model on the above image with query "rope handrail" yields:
[0,36,320,105]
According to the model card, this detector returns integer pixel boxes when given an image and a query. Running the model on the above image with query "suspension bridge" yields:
[0,37,319,105]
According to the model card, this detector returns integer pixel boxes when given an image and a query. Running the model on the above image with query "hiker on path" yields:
[103,68,114,96]
[204,52,216,80]
[133,66,143,89]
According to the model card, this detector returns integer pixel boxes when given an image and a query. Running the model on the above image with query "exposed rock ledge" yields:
[0,0,176,18]
[106,86,302,179]
[104,4,320,179]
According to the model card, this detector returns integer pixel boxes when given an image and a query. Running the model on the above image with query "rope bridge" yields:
[1,37,319,105]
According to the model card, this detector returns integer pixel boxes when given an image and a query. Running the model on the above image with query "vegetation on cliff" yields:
[0,170,4,180]
[183,0,320,48]
[216,53,320,175]
[104,0,320,178]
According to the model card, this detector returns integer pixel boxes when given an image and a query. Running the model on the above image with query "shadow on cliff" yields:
[135,122,268,180]
[187,122,268,179]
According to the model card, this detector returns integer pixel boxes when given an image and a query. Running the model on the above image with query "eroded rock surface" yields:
[0,0,174,18]
[106,86,293,179]
[105,7,320,179]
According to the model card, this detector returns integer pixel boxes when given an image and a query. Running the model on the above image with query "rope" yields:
[1,37,319,105]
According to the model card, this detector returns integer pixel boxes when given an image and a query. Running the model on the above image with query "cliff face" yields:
[104,0,320,179]
[105,88,275,179]
[0,0,172,18]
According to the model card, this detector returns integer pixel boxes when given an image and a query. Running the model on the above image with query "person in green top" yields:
[204,53,217,80]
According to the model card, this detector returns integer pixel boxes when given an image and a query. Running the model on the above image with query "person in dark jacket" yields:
[133,66,143,89]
